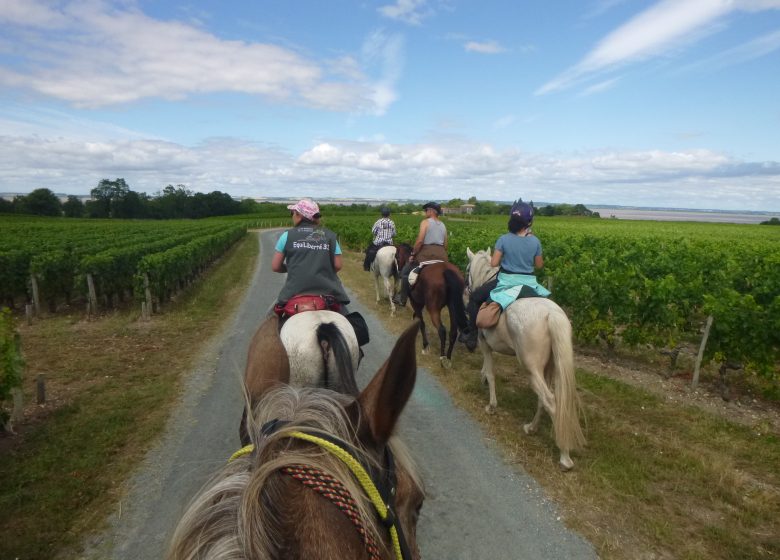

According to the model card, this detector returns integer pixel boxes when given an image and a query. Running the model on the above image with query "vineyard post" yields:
[692,315,714,389]
[37,373,46,404]
[11,387,23,425]
[25,304,33,325]
[141,301,149,321]
[30,274,41,316]
[144,273,153,314]
[86,273,99,314]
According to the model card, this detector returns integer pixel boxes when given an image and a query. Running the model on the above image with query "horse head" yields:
[169,321,425,560]
[395,242,414,270]
[465,247,498,292]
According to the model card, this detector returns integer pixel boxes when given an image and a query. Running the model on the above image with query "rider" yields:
[363,205,397,271]
[272,198,350,311]
[459,200,550,351]
[392,201,448,308]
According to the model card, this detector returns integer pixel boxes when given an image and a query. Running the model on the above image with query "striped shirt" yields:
[372,217,396,245]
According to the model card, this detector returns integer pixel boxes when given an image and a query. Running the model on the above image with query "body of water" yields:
[591,208,778,224]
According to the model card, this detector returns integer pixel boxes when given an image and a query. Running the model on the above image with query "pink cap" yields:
[287,198,320,220]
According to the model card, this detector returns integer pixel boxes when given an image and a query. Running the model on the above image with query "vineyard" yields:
[0,216,251,314]
[326,214,780,387]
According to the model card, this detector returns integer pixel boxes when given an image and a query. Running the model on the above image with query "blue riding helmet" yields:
[380,206,391,217]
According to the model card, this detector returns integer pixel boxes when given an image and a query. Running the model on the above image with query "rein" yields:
[230,426,412,560]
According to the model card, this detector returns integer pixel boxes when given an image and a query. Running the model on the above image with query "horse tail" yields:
[317,322,359,396]
[443,268,468,331]
[547,310,586,452]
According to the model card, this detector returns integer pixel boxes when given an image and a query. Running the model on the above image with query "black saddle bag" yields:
[345,311,370,346]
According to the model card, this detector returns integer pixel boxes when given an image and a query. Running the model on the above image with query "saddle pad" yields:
[408,259,445,287]
[274,295,340,318]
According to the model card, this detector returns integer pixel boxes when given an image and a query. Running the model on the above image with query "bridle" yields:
[230,419,414,560]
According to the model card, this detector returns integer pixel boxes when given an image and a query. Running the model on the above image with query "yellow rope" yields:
[229,444,254,462]
[227,433,404,560]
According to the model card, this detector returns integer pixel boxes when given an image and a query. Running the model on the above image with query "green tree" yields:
[62,195,85,218]
[90,178,130,218]
[16,188,62,216]
[0,198,13,214]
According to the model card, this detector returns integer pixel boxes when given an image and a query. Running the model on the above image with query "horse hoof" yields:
[559,460,574,472]
[421,347,429,355]
[523,423,537,435]
[484,404,496,415]
[440,357,451,369]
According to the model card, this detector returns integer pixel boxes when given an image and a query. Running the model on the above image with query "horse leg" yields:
[415,307,429,354]
[373,271,382,304]
[384,275,396,316]
[479,336,498,413]
[523,399,544,435]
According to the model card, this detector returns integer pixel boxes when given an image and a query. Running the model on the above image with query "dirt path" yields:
[83,231,596,559]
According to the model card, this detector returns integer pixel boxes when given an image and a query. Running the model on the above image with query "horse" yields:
[371,245,400,316]
[465,248,586,470]
[168,320,425,560]
[240,311,360,445]
[397,246,468,368]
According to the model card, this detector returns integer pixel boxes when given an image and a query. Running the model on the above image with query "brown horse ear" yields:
[244,315,290,405]
[356,321,419,446]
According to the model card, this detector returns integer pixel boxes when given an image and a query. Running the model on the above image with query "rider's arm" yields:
[271,251,287,273]
[490,249,502,268]
[534,255,544,269]
[413,220,429,256]
[333,240,343,272]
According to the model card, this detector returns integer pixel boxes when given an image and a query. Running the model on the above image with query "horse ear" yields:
[244,315,290,405]
[356,321,419,446]
[466,247,474,260]
[486,247,491,257]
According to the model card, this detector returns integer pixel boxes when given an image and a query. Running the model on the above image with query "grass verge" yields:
[341,251,780,560]
[0,234,258,560]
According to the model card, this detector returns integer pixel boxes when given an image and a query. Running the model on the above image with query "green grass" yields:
[0,234,258,560]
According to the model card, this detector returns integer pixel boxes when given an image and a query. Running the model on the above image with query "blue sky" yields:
[1,0,779,211]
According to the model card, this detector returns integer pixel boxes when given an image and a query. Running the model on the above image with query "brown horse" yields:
[397,245,468,368]
[168,320,424,560]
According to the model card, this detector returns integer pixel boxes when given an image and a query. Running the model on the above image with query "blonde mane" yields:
[167,385,422,560]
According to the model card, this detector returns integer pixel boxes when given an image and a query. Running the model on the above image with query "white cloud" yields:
[5,130,777,211]
[537,0,780,95]
[378,0,430,26]
[361,30,406,116]
[578,77,620,96]
[0,0,384,113]
[464,40,506,54]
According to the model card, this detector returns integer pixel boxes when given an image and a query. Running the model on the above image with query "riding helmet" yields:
[510,199,534,227]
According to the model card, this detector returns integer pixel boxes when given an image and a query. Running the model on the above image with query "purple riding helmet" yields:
[510,200,534,228]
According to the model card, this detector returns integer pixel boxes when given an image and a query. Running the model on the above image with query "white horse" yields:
[241,310,361,444]
[370,245,399,316]
[465,248,586,470]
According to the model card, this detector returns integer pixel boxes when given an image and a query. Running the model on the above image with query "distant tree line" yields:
[1,185,600,220]
[0,180,261,219]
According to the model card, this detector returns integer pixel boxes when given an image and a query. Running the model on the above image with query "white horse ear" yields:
[486,247,491,257]
[466,247,474,260]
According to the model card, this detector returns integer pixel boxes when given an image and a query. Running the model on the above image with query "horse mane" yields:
[167,385,421,560]
[469,250,498,289]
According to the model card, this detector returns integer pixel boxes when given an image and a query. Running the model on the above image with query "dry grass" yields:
[0,234,258,560]
[341,251,780,560]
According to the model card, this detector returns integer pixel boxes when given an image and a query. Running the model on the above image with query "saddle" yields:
[408,259,445,287]
[274,294,341,319]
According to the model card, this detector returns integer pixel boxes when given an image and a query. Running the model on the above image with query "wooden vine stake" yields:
[30,274,41,316]
[37,374,46,404]
[144,273,153,315]
[25,304,33,325]
[692,315,714,389]
[86,273,99,314]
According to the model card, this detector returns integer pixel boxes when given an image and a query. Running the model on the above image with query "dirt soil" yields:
[574,349,780,435]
